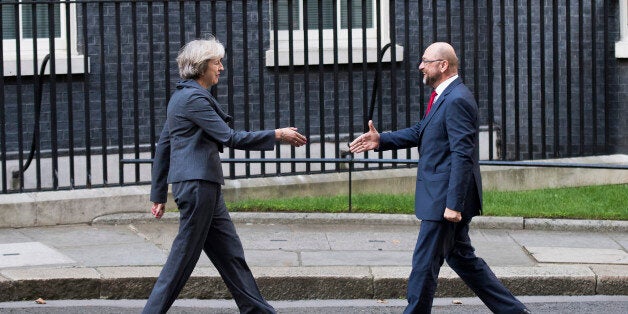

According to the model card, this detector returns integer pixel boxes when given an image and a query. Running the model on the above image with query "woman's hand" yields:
[151,202,165,219]
[276,127,307,147]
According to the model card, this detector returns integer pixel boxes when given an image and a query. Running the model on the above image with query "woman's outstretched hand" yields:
[276,127,307,147]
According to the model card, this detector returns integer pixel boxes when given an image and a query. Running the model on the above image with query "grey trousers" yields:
[143,180,275,314]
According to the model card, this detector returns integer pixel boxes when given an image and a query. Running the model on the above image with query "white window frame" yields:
[617,0,628,58]
[2,1,87,76]
[266,0,403,67]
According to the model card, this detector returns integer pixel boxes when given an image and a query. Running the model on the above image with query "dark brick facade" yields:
[2,0,625,162]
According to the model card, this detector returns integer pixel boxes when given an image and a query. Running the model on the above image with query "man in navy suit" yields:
[349,42,529,314]
[144,37,306,314]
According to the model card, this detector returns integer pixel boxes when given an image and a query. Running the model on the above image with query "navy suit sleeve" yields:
[186,95,275,150]
[150,122,171,204]
[378,122,422,151]
[445,96,477,212]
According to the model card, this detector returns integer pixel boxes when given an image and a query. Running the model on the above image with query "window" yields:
[266,0,403,66]
[1,0,86,76]
[616,0,628,58]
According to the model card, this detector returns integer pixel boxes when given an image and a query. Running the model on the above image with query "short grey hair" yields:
[176,36,225,80]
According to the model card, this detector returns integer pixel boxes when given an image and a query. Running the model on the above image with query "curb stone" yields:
[0,265,622,301]
[92,212,628,233]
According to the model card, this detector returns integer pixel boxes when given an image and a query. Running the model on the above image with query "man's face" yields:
[418,48,444,88]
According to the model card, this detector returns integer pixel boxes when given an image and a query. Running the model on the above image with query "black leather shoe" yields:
[520,309,531,314]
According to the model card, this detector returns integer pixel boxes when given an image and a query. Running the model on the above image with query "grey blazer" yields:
[150,80,275,203]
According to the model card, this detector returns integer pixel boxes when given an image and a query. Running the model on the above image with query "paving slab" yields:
[471,242,535,266]
[251,265,373,278]
[130,223,179,250]
[59,242,167,267]
[0,267,100,280]
[243,249,300,267]
[325,225,417,251]
[19,225,146,247]
[489,265,596,277]
[509,230,623,249]
[467,229,518,242]
[609,232,628,250]
[526,247,628,264]
[0,242,74,268]
[0,229,33,244]
[466,229,536,266]
[98,266,164,279]
[301,250,411,266]
[238,225,331,251]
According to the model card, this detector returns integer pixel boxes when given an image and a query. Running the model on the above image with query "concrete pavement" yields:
[0,212,626,303]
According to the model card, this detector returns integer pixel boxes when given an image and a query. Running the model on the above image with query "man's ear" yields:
[440,60,449,73]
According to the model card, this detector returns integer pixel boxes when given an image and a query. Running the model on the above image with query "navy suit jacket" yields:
[378,77,482,221]
[150,80,275,204]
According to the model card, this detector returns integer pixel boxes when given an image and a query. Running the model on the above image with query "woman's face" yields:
[199,58,223,88]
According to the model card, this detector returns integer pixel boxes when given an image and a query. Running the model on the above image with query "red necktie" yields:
[425,90,437,116]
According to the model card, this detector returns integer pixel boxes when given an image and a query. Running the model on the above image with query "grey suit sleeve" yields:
[150,122,171,204]
[187,95,275,150]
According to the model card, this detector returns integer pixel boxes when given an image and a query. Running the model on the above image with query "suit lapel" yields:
[207,94,233,123]
[418,78,462,139]
[187,79,233,123]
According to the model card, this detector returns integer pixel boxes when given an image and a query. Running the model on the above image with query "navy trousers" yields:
[404,218,526,314]
[143,180,275,314]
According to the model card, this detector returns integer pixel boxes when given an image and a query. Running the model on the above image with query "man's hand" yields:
[443,207,461,223]
[349,120,380,153]
[151,202,166,219]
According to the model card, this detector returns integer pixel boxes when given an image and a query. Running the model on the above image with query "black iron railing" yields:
[0,0,622,194]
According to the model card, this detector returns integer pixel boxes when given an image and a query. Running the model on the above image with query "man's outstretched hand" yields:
[349,120,380,154]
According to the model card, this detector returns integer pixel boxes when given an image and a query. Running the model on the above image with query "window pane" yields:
[306,0,334,30]
[22,2,61,39]
[273,0,300,30]
[341,0,373,29]
[1,3,17,40]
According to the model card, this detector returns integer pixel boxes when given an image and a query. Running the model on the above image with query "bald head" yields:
[419,42,459,88]
[427,42,458,72]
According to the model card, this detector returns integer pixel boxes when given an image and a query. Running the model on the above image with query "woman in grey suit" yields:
[143,36,306,314]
